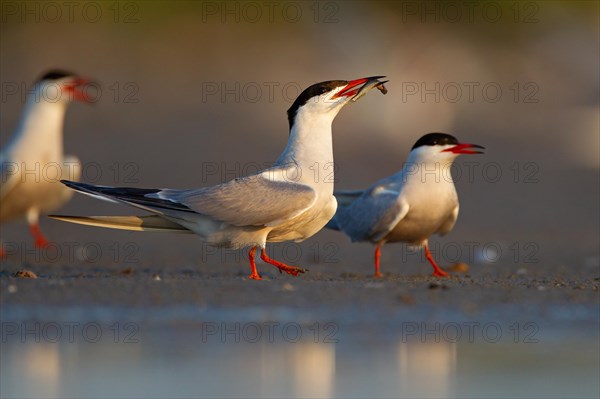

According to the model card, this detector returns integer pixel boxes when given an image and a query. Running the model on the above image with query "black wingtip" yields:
[60,180,102,194]
[60,179,77,188]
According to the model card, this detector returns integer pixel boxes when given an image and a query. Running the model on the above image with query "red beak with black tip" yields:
[442,143,485,155]
[332,76,386,99]
[64,77,95,103]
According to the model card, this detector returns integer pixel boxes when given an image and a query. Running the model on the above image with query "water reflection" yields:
[398,341,457,398]
[290,342,336,398]
[9,344,60,398]
[1,324,598,398]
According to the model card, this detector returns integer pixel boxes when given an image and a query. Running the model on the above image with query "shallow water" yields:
[2,306,598,399]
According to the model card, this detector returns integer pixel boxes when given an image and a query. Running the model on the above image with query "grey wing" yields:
[336,186,409,243]
[437,204,459,236]
[333,190,365,207]
[157,171,317,227]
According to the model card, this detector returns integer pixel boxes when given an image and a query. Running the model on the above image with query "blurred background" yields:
[1,0,598,271]
[1,1,599,397]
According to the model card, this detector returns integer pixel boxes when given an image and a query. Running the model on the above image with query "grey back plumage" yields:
[331,184,408,243]
[153,168,316,227]
[62,165,317,230]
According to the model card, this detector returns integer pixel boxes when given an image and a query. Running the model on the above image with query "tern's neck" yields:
[392,151,457,186]
[10,97,68,159]
[275,111,335,186]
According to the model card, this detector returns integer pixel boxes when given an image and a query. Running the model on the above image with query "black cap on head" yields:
[287,80,347,130]
[37,69,76,83]
[411,133,459,150]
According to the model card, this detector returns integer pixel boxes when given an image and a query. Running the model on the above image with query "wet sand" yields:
[2,247,598,328]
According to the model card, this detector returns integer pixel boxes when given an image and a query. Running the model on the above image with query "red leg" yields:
[374,242,383,278]
[248,246,262,280]
[260,248,307,277]
[424,244,449,277]
[29,224,49,248]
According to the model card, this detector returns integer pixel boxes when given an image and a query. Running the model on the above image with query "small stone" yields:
[119,267,135,276]
[7,284,17,293]
[428,281,450,290]
[397,293,415,305]
[365,282,384,289]
[14,270,37,279]
[537,285,546,291]
[281,283,295,291]
[449,263,469,273]
[152,274,161,281]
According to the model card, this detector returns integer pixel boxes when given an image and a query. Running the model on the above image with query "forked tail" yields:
[48,215,192,233]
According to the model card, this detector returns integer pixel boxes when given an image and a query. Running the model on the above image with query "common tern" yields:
[327,133,484,278]
[1,70,91,255]
[51,77,388,279]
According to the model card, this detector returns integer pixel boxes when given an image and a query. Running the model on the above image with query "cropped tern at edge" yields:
[1,70,91,256]
[51,77,388,279]
[327,133,484,278]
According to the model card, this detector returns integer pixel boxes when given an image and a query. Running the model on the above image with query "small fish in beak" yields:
[352,78,389,102]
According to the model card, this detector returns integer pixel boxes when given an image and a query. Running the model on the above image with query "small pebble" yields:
[428,282,449,290]
[449,263,469,273]
[397,293,415,305]
[281,283,295,292]
[365,282,384,289]
[14,270,37,279]
[152,274,161,281]
[537,285,546,291]
[7,284,17,293]
[517,268,528,275]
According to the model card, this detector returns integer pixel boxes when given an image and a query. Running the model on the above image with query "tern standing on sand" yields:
[52,77,388,279]
[1,70,90,255]
[327,133,484,278]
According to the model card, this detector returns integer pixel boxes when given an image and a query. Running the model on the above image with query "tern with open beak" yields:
[327,133,484,278]
[51,77,388,279]
[1,70,92,255]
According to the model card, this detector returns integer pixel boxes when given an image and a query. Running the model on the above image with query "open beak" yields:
[64,77,95,103]
[332,76,387,100]
[442,143,485,154]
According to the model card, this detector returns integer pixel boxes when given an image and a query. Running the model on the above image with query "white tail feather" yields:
[48,215,192,233]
